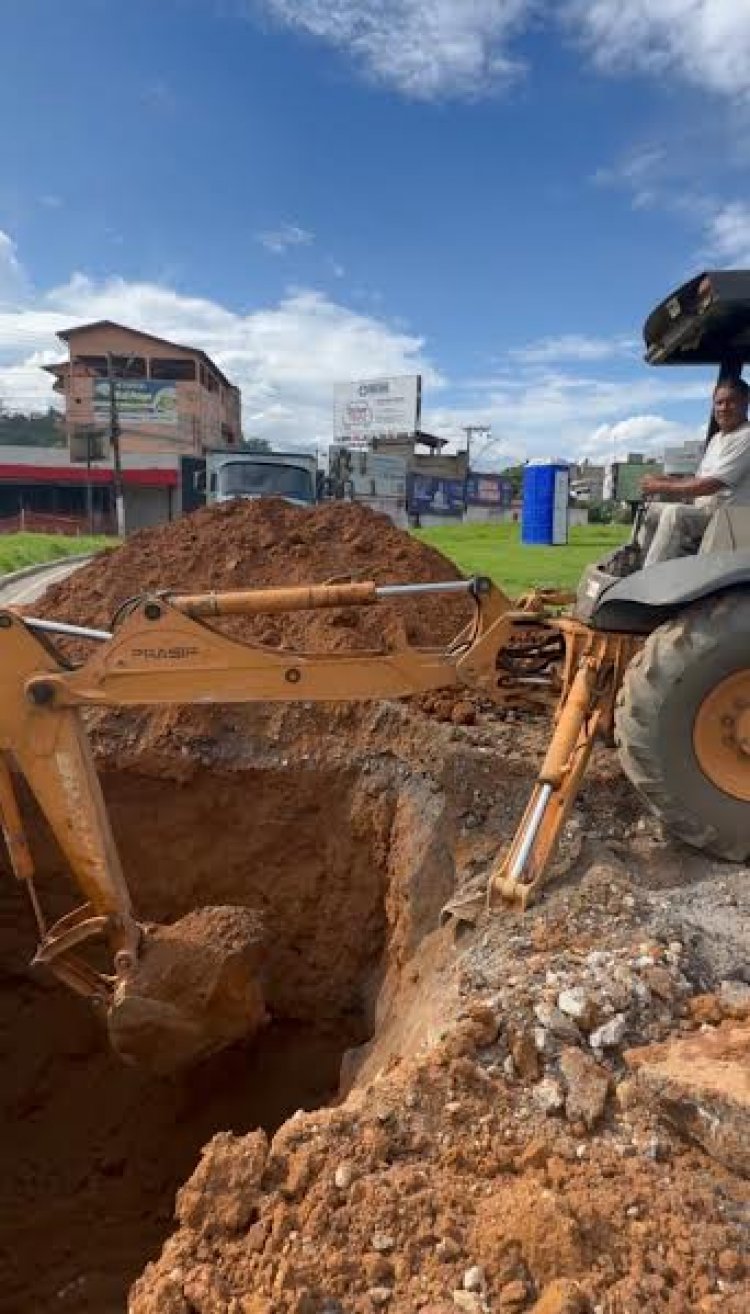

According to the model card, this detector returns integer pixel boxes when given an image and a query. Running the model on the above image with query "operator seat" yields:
[573,504,750,624]
[699,505,750,554]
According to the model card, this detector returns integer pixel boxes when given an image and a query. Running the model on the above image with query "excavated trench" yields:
[0,748,455,1314]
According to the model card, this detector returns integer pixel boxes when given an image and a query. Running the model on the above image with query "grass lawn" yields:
[413,522,628,592]
[0,533,114,576]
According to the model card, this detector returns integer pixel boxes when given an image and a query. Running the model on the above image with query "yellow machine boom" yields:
[0,576,639,1069]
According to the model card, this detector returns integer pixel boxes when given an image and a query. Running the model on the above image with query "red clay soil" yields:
[35,499,474,657]
[129,1041,750,1314]
[0,759,395,1314]
[12,500,748,1314]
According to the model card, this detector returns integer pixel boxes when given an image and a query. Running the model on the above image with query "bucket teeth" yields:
[439,888,486,931]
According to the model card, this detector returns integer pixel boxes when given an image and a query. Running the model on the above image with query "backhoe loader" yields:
[1,270,748,1073]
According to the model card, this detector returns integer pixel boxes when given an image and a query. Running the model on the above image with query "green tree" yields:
[0,408,66,448]
[500,463,524,497]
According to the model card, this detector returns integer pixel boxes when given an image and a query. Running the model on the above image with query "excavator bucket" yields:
[0,679,269,1075]
[107,905,268,1075]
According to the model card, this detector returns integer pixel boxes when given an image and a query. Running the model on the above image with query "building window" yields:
[199,364,219,393]
[74,355,146,377]
[150,357,197,381]
[75,355,108,377]
[111,355,147,377]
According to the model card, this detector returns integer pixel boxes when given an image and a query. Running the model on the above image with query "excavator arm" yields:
[0,575,628,1070]
[0,577,530,1069]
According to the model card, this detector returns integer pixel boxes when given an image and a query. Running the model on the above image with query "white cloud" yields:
[509,333,637,365]
[568,0,750,100]
[420,369,711,464]
[589,127,750,270]
[0,231,30,311]
[0,233,718,461]
[0,249,439,445]
[592,146,666,190]
[704,201,750,265]
[576,413,703,462]
[257,0,532,99]
[256,222,314,254]
[591,145,667,209]
[248,1,750,101]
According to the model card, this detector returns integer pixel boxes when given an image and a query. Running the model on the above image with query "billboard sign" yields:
[407,474,464,517]
[465,473,514,508]
[663,440,703,476]
[604,460,663,502]
[93,379,178,427]
[329,447,407,499]
[334,375,421,445]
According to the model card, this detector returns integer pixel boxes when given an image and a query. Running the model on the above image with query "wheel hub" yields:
[693,671,750,803]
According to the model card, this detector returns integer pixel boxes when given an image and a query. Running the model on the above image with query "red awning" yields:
[0,464,177,487]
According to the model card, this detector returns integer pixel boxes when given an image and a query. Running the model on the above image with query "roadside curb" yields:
[0,552,96,589]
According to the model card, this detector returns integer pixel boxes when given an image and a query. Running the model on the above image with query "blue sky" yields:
[0,0,748,464]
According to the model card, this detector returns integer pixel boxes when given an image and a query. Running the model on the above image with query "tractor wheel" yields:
[615,588,750,861]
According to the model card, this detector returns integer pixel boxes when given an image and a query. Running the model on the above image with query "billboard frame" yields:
[333,375,422,446]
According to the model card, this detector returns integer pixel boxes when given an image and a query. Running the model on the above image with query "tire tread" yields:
[615,588,750,860]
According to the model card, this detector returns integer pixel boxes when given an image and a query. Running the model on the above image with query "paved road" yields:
[0,556,91,608]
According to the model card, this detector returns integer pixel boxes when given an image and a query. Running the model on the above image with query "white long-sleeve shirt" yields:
[696,422,750,507]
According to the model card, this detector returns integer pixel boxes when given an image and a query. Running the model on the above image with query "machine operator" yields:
[637,376,750,566]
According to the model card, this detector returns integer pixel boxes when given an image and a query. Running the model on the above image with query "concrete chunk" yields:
[625,1021,750,1177]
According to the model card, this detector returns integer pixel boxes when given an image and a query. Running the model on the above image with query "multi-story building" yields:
[570,461,606,504]
[44,320,241,457]
[0,321,243,535]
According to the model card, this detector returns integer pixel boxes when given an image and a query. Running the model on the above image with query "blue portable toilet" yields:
[521,460,570,546]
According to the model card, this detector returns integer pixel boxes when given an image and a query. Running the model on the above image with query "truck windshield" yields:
[217,461,315,503]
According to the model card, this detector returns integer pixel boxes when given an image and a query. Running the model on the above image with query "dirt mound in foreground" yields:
[130,1028,749,1314]
[36,499,473,656]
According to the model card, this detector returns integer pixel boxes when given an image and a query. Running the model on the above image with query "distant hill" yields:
[0,410,66,448]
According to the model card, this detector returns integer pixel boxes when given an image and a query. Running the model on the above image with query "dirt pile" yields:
[35,499,473,657]
[0,704,475,1314]
[0,731,406,1313]
[137,1116,743,1314]
[2,687,749,1312]
[130,1001,750,1314]
[4,505,749,1314]
[129,852,750,1314]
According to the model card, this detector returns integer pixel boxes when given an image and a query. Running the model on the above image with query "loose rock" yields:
[589,1014,627,1051]
[368,1287,393,1307]
[534,1076,566,1115]
[557,989,598,1031]
[559,1049,610,1129]
[463,1266,484,1292]
[175,1131,268,1237]
[334,1162,354,1190]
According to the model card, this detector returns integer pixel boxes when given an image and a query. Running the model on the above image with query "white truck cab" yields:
[200,450,318,507]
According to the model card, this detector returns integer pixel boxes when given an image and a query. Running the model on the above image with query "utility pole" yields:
[462,424,492,468]
[85,430,94,536]
[107,352,126,536]
[462,425,491,509]
[67,355,97,535]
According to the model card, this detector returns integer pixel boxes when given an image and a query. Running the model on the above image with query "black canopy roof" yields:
[644,270,750,369]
